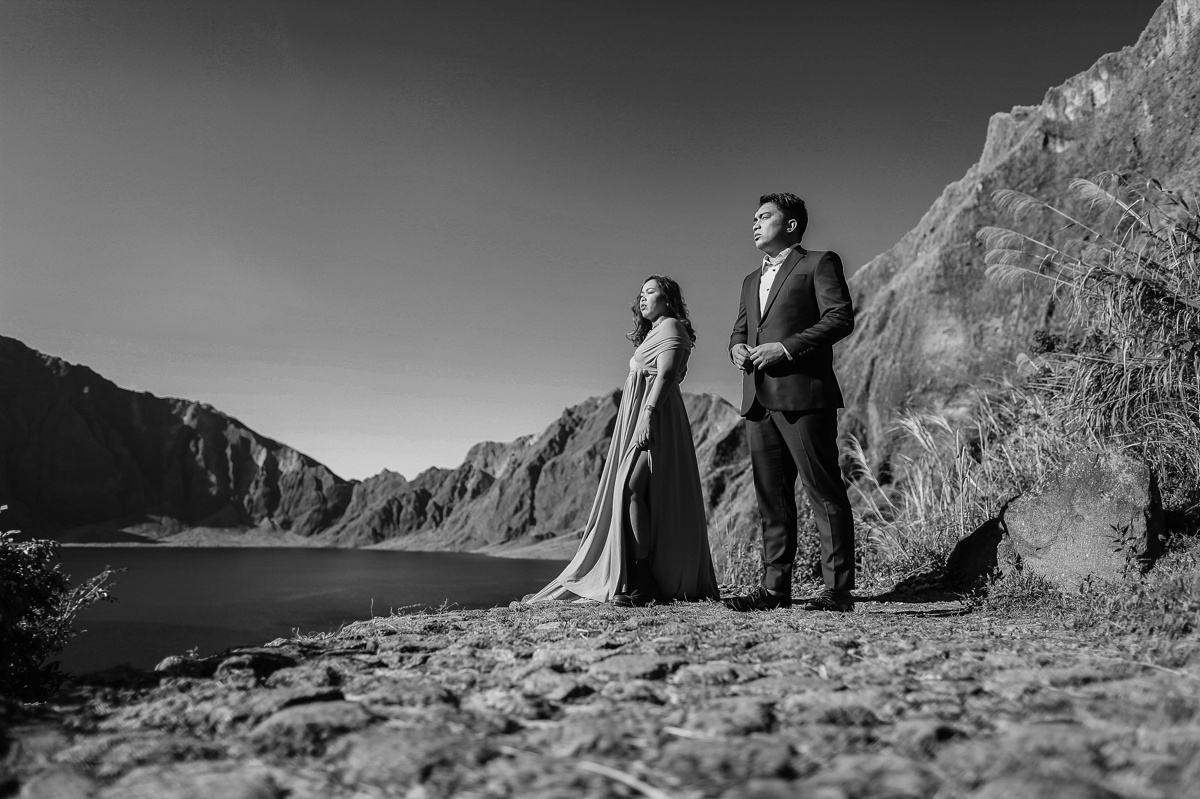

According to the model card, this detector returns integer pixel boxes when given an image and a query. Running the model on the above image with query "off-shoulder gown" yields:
[527,321,719,603]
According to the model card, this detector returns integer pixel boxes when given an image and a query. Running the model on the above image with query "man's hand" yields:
[749,342,789,369]
[730,343,754,373]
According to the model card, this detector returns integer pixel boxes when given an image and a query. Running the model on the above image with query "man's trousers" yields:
[745,406,855,593]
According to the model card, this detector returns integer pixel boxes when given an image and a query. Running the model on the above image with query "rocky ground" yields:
[4,591,1200,799]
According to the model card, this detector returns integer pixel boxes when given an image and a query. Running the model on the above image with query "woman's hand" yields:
[633,406,656,450]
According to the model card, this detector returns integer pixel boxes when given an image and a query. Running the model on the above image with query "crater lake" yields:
[56,546,567,674]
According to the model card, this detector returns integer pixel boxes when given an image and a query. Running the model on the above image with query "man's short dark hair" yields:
[759,192,808,240]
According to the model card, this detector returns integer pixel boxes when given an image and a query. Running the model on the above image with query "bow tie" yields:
[761,253,788,275]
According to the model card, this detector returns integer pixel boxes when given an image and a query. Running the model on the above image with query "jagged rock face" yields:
[324,390,759,569]
[439,393,621,548]
[0,336,352,540]
[840,0,1200,463]
[316,393,621,549]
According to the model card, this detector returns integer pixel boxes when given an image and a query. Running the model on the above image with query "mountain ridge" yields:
[0,335,756,569]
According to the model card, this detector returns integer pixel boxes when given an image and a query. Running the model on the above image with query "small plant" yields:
[0,507,119,701]
[1109,521,1150,577]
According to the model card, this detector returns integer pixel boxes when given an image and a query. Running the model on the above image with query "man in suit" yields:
[725,192,856,612]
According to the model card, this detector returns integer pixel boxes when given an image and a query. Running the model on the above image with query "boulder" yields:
[1003,449,1164,591]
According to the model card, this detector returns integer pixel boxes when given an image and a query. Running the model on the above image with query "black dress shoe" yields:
[611,591,635,608]
[724,587,792,612]
[612,559,662,608]
[611,588,659,608]
[802,588,854,612]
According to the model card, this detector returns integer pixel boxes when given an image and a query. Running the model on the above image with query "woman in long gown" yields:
[528,275,719,606]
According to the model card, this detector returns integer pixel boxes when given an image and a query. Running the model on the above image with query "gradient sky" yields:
[0,0,1162,481]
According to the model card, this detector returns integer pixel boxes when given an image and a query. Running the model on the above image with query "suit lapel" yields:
[748,273,762,342]
[760,247,805,320]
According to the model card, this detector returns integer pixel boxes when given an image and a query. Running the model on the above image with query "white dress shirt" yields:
[755,244,803,361]
[759,244,801,315]
[731,244,805,368]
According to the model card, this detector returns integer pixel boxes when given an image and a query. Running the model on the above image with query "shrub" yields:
[0,507,118,701]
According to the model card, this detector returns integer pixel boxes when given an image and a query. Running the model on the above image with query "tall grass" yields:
[847,381,1072,585]
[719,382,1074,590]
[978,173,1200,504]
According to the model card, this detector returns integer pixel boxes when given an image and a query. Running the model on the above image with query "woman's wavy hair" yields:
[627,274,697,348]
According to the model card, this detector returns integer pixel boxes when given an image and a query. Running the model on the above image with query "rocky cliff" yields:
[839,0,1200,464]
[0,336,756,569]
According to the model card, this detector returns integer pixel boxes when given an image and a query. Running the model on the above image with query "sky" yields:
[0,0,1163,482]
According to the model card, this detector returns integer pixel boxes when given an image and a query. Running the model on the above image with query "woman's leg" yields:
[625,450,651,560]
[612,450,658,606]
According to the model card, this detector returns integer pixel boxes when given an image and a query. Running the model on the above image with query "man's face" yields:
[752,202,795,255]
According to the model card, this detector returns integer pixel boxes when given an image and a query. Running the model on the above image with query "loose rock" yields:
[247,700,376,756]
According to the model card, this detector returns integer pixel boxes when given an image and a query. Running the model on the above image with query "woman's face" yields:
[639,280,668,322]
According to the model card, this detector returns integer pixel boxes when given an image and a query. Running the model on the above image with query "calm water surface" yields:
[57,547,566,674]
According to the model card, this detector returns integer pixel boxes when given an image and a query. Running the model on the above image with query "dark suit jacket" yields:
[729,247,855,416]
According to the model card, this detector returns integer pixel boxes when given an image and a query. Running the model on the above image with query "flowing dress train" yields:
[527,321,719,603]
